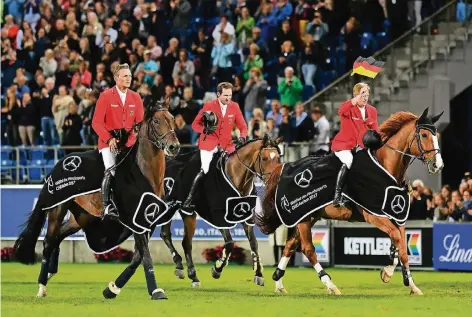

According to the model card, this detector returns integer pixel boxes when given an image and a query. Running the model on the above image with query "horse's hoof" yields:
[380,268,392,283]
[275,287,288,294]
[410,288,424,296]
[47,273,56,281]
[211,266,221,279]
[254,276,265,286]
[191,281,201,288]
[328,287,342,295]
[36,284,47,298]
[103,286,117,299]
[151,289,168,300]
[174,269,185,280]
[103,282,120,299]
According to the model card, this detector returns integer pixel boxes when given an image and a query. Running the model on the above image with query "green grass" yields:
[1,263,471,317]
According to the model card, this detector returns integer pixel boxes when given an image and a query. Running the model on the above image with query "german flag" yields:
[351,56,385,79]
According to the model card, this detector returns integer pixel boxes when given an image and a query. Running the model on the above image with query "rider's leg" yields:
[101,147,118,220]
[333,150,353,208]
[181,148,215,210]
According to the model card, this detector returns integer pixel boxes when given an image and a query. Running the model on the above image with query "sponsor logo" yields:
[438,234,472,264]
[233,202,251,220]
[281,195,291,213]
[62,156,82,172]
[344,237,391,255]
[144,203,160,224]
[163,177,174,195]
[303,229,330,263]
[391,195,406,214]
[294,169,312,188]
[406,230,422,265]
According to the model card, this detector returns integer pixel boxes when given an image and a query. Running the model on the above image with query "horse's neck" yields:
[376,124,413,184]
[226,146,256,195]
[136,141,165,195]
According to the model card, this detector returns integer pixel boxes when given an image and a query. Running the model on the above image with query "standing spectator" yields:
[409,186,428,220]
[52,85,75,142]
[270,0,294,25]
[433,193,449,221]
[243,44,264,80]
[2,87,21,146]
[15,75,31,99]
[38,78,58,146]
[278,105,294,143]
[96,18,118,48]
[62,103,83,154]
[278,67,303,109]
[386,0,409,41]
[82,90,98,146]
[15,92,37,146]
[174,114,192,146]
[211,32,234,83]
[232,75,244,112]
[212,15,236,45]
[248,108,267,139]
[175,87,199,126]
[301,34,323,88]
[146,35,162,61]
[266,99,283,127]
[236,7,255,49]
[275,20,299,54]
[342,17,361,73]
[71,61,92,88]
[278,40,297,77]
[135,50,159,87]
[171,0,192,46]
[265,118,280,139]
[160,38,180,85]
[39,48,57,77]
[192,29,213,89]
[151,74,166,102]
[447,190,466,221]
[291,102,315,158]
[243,67,268,122]
[462,190,472,222]
[310,106,331,155]
[306,10,329,42]
[172,49,195,87]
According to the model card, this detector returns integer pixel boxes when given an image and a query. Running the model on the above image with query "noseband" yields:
[136,107,177,150]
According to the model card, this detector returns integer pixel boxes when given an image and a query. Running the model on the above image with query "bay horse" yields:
[13,99,180,300]
[256,108,444,296]
[158,135,282,288]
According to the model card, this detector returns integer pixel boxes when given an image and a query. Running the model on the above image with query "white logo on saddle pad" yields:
[233,202,251,219]
[62,156,82,172]
[144,203,160,224]
[281,195,291,213]
[294,168,313,188]
[46,176,54,194]
[163,177,174,195]
[391,195,406,214]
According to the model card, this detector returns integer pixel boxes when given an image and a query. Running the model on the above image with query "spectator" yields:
[61,103,83,154]
[15,75,31,99]
[174,114,193,146]
[386,0,409,41]
[266,118,279,139]
[301,34,324,88]
[278,67,303,109]
[292,102,315,143]
[96,18,118,48]
[243,44,264,80]
[243,67,268,122]
[212,15,236,45]
[255,4,276,46]
[55,59,73,88]
[236,7,256,49]
[462,190,472,222]
[52,85,74,142]
[166,84,181,113]
[271,0,294,26]
[433,193,449,221]
[38,78,58,146]
[211,32,234,83]
[441,184,452,203]
[82,90,98,146]
[71,61,92,88]
[192,29,212,89]
[447,190,465,221]
[151,74,166,102]
[306,10,329,42]
[278,105,294,143]
[410,186,428,220]
[2,86,21,146]
[342,17,361,73]
[172,49,195,87]
[248,27,270,61]
[232,75,244,112]
[278,40,297,77]
[276,20,299,55]
[175,87,198,126]
[248,108,267,139]
[146,36,162,61]
[266,99,283,127]
[135,50,159,87]
[160,38,180,85]
[310,106,331,155]
[171,0,192,46]
[15,92,37,146]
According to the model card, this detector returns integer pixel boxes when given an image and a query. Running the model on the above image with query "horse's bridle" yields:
[235,141,281,185]
[384,122,440,166]
[136,107,177,150]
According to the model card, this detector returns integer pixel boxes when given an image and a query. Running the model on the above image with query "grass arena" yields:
[2,263,471,317]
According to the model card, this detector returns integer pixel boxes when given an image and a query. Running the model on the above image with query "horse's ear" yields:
[262,134,269,145]
[419,107,429,120]
[430,111,444,124]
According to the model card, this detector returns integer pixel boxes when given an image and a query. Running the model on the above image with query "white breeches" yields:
[334,150,353,169]
[100,147,117,176]
[200,148,218,174]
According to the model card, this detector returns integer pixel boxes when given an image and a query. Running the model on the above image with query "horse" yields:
[13,98,180,300]
[255,108,444,296]
[158,134,283,288]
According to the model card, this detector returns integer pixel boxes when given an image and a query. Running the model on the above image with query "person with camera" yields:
[181,82,248,211]
[278,66,303,109]
[243,67,268,122]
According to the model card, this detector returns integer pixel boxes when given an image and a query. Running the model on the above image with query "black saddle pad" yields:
[167,151,257,228]
[274,150,410,227]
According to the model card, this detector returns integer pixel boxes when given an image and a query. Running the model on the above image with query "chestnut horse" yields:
[256,108,444,296]
[14,99,180,300]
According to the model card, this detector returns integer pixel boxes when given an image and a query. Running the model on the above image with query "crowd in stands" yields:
[409,173,472,222]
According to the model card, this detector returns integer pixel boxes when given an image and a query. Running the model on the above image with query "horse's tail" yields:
[14,191,48,265]
[255,164,283,235]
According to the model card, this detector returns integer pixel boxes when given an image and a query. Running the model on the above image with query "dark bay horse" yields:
[159,135,282,288]
[256,108,444,296]
[14,99,180,300]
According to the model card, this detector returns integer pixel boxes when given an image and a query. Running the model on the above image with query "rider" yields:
[331,82,379,208]
[92,63,144,221]
[181,82,248,211]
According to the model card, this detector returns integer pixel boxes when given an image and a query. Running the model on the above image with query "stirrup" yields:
[102,204,119,221]
[333,196,348,208]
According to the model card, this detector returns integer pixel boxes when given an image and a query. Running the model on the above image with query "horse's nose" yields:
[169,143,180,154]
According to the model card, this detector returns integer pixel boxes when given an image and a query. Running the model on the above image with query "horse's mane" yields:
[379,111,418,141]
[229,136,280,157]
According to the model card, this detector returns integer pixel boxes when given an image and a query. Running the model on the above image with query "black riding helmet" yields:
[363,129,383,150]
[203,111,218,130]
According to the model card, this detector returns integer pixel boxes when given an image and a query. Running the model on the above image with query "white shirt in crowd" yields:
[311,115,331,153]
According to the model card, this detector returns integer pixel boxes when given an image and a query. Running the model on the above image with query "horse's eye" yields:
[262,157,268,161]
[421,133,427,138]
[153,118,160,124]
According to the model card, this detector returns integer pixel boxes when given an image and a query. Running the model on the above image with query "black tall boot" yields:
[101,170,119,221]
[181,169,205,212]
[333,164,349,208]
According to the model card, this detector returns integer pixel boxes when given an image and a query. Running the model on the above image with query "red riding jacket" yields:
[192,99,248,153]
[331,99,379,152]
[92,86,144,150]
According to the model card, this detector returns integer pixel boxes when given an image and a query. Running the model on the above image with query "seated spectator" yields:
[433,193,449,221]
[172,49,195,87]
[248,108,267,139]
[243,67,268,122]
[135,50,159,87]
[211,32,234,83]
[212,15,236,45]
[243,44,264,80]
[278,67,303,109]
[62,103,83,154]
[278,40,297,77]
[462,190,472,222]
[266,99,283,127]
[146,35,162,61]
[236,7,256,49]
[266,118,279,139]
[14,92,37,146]
[447,190,466,221]
[310,106,331,155]
[166,84,181,113]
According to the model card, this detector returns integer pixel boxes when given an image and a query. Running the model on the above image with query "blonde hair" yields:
[353,82,370,96]
[113,63,130,79]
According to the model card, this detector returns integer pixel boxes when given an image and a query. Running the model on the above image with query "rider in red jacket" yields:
[331,82,379,208]
[181,82,248,211]
[92,63,144,221]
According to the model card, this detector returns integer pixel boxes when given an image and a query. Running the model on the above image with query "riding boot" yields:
[181,169,205,212]
[101,170,119,221]
[333,164,349,208]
